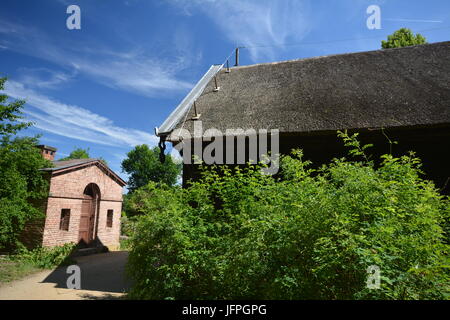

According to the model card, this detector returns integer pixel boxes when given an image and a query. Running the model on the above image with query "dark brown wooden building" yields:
[157,42,450,192]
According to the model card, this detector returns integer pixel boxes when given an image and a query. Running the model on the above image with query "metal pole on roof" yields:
[235,47,239,66]
[192,101,201,120]
[213,76,220,92]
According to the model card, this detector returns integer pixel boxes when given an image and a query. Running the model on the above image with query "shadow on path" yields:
[42,251,130,294]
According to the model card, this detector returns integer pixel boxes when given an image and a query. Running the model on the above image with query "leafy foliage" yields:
[123,180,181,218]
[120,213,136,237]
[382,28,427,49]
[0,77,32,136]
[13,243,76,269]
[59,147,108,165]
[0,78,52,251]
[59,147,90,160]
[127,132,449,300]
[0,136,53,251]
[121,144,181,192]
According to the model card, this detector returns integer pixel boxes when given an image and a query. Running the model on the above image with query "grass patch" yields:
[0,256,41,285]
[0,243,77,285]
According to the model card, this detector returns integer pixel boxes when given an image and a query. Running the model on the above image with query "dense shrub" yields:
[1,77,52,251]
[127,132,450,300]
[0,136,52,251]
[14,243,76,269]
[120,213,136,237]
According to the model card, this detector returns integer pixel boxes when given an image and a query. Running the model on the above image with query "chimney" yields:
[36,145,57,161]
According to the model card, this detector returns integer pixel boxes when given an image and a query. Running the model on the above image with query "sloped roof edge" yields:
[41,159,127,187]
[164,41,450,140]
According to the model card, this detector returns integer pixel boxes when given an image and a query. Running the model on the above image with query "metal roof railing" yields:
[155,64,223,136]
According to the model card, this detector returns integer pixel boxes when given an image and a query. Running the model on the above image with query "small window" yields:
[106,210,113,228]
[60,209,70,231]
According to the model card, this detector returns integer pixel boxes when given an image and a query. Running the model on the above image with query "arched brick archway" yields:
[79,183,101,245]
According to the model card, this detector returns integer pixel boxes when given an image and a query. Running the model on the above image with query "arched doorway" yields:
[79,183,101,246]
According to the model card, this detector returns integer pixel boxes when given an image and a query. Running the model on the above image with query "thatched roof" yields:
[165,41,450,141]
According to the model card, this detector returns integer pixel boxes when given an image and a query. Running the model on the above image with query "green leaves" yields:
[0,79,52,251]
[126,134,450,300]
[59,147,90,161]
[0,77,32,137]
[337,130,373,163]
[381,28,427,49]
[14,243,76,269]
[0,136,52,251]
[121,144,181,193]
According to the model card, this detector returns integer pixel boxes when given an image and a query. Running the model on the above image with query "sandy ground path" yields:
[0,251,130,300]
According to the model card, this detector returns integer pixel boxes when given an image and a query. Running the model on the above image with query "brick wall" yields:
[42,163,123,249]
[96,201,123,247]
[43,197,81,246]
[48,164,123,201]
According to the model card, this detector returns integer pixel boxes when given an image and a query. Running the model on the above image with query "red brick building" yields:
[35,145,126,250]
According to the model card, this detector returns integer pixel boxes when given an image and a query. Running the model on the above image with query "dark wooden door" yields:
[79,200,95,245]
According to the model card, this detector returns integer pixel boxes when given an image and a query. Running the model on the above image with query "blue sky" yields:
[1,0,449,180]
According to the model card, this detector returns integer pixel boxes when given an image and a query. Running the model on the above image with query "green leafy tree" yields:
[382,28,427,49]
[59,147,90,160]
[123,180,181,218]
[0,78,52,251]
[0,78,31,136]
[59,147,108,165]
[121,144,181,192]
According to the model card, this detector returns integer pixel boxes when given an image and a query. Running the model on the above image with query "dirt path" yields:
[0,251,130,300]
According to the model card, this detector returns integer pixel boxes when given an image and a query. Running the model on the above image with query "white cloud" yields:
[69,54,193,96]
[385,18,443,23]
[169,0,312,62]
[5,80,158,147]
[17,67,76,89]
[0,19,195,97]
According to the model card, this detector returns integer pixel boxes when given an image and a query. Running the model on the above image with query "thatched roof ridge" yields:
[167,41,450,141]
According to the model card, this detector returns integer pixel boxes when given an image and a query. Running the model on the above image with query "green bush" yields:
[126,132,450,300]
[14,243,76,269]
[120,213,136,237]
[0,136,52,251]
[0,77,52,251]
